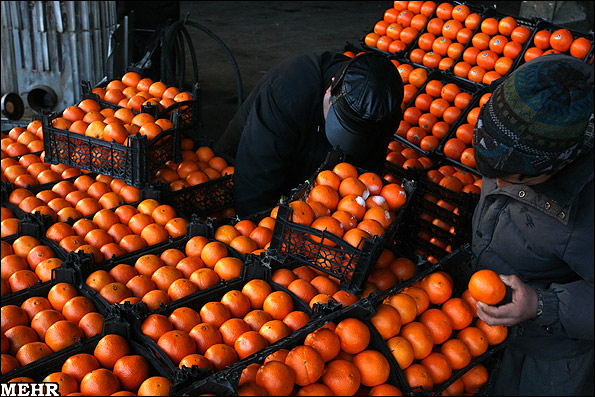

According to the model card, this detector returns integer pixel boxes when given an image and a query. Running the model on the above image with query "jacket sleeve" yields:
[534,180,594,341]
[232,82,300,217]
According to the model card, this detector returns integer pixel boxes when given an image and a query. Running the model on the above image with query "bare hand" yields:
[476,274,539,327]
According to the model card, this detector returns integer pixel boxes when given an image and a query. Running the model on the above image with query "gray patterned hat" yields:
[473,53,594,178]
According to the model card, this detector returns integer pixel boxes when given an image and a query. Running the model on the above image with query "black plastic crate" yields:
[0,311,176,395]
[1,217,73,300]
[175,296,409,396]
[443,7,539,86]
[41,109,182,189]
[384,163,479,262]
[81,79,201,137]
[394,69,482,155]
[66,221,243,314]
[403,2,487,71]
[433,83,488,175]
[370,245,514,395]
[514,19,594,69]
[0,271,118,382]
[119,258,314,388]
[147,135,235,220]
[267,149,417,296]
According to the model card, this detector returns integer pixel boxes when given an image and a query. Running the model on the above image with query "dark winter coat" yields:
[215,52,387,217]
[471,149,594,394]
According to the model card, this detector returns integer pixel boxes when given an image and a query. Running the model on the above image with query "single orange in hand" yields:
[468,269,506,305]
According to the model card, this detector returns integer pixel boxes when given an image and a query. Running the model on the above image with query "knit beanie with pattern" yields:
[472,53,594,178]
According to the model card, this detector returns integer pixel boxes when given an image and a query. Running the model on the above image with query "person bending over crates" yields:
[215,52,404,217]
[471,53,594,396]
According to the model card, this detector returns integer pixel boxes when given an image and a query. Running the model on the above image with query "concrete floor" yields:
[176,1,593,144]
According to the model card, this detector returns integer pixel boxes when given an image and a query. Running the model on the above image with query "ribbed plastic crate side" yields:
[40,109,182,188]
[268,150,417,296]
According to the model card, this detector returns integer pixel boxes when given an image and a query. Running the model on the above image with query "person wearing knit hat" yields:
[471,53,594,396]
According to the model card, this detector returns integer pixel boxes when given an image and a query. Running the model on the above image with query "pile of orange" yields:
[2,150,82,189]
[451,13,533,84]
[237,316,403,396]
[1,123,45,159]
[54,97,175,145]
[1,235,62,296]
[385,140,436,171]
[4,332,172,396]
[271,264,358,309]
[271,162,407,251]
[523,28,593,63]
[153,141,234,192]
[5,174,139,228]
[1,282,104,376]
[43,197,187,264]
[92,71,193,115]
[408,3,484,71]
[214,216,275,256]
[139,278,311,373]
[376,268,508,393]
[441,90,492,172]
[364,1,437,54]
[85,235,243,310]
[398,77,473,154]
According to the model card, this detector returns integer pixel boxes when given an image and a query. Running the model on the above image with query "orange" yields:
[282,310,310,332]
[220,317,251,346]
[262,290,294,321]
[243,310,273,333]
[570,36,592,59]
[304,327,340,363]
[113,354,150,392]
[404,363,434,392]
[234,331,269,360]
[352,349,390,387]
[420,351,452,385]
[369,384,404,396]
[141,313,173,342]
[285,345,325,386]
[80,368,120,396]
[200,241,228,268]
[204,343,238,372]
[442,297,474,330]
[549,28,573,52]
[320,359,361,396]
[62,353,101,384]
[400,321,434,360]
[137,376,172,396]
[94,333,130,370]
[468,269,506,305]
[255,360,296,396]
[475,318,508,345]
[419,308,453,345]
[440,338,472,370]
[157,330,196,365]
[457,326,489,358]
[420,271,453,305]
[334,317,370,355]
[371,303,402,340]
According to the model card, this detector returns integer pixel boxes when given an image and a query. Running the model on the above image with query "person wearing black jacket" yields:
[215,52,404,217]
